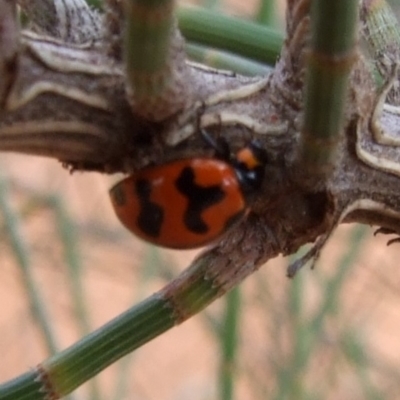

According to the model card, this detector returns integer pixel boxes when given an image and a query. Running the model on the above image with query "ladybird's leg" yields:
[193,101,230,159]
[199,128,231,160]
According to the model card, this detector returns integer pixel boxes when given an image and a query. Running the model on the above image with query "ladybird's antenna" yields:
[200,128,218,150]
[199,129,230,161]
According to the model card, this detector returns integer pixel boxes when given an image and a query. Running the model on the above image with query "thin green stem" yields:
[0,249,232,399]
[178,6,283,65]
[311,226,367,332]
[51,197,91,335]
[361,0,400,81]
[49,196,102,400]
[341,331,383,400]
[274,270,306,400]
[299,0,359,180]
[219,287,241,400]
[125,0,174,76]
[186,43,272,76]
[111,247,161,400]
[256,0,277,28]
[201,0,220,10]
[0,178,59,355]
[86,0,102,8]
[124,0,189,120]
[42,293,175,398]
[274,226,368,400]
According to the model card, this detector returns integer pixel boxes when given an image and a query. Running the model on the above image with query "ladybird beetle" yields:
[109,137,267,249]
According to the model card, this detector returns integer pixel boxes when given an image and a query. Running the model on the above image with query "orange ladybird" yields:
[109,140,267,249]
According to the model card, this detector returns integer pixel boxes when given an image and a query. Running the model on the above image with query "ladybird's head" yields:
[233,140,268,193]
[200,129,268,193]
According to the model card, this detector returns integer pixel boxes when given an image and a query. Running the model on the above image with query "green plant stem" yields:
[124,0,189,120]
[186,43,272,76]
[341,332,383,400]
[361,0,400,81]
[0,178,59,355]
[178,6,283,65]
[50,196,102,400]
[0,251,228,399]
[220,287,241,400]
[274,226,368,400]
[256,0,277,28]
[86,0,102,8]
[299,0,359,179]
[111,247,162,400]
[51,197,91,335]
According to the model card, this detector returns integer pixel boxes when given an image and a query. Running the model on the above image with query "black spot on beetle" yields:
[135,179,164,237]
[175,167,226,234]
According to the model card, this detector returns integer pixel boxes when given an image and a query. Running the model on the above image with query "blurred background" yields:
[2,1,400,399]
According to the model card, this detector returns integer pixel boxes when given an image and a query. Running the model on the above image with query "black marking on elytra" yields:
[135,179,164,238]
[175,167,226,234]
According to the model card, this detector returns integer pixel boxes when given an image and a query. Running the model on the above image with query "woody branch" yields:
[1,0,400,269]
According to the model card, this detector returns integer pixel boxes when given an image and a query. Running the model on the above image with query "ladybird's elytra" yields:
[109,140,267,249]
[110,158,246,249]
